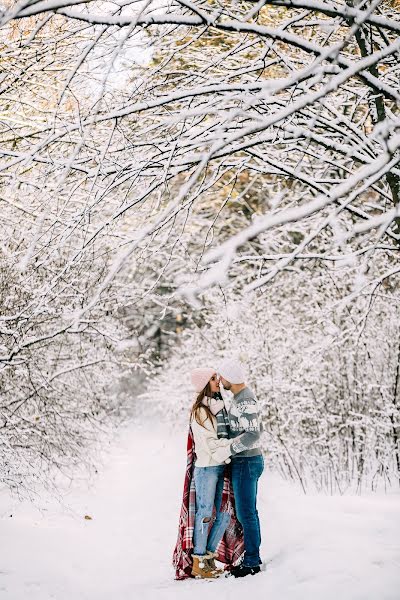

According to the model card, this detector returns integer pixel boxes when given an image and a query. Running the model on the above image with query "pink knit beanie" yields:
[191,367,215,393]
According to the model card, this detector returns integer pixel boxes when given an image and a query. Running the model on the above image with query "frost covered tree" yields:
[1,0,399,492]
[0,0,399,298]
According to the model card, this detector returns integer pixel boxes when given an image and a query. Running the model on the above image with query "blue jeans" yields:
[231,455,264,567]
[193,465,231,555]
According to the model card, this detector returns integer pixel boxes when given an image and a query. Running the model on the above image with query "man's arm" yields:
[231,398,261,455]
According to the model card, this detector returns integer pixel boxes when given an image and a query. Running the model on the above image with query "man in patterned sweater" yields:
[210,358,264,578]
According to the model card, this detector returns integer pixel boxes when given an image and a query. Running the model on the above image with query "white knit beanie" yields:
[191,367,215,393]
[218,358,245,384]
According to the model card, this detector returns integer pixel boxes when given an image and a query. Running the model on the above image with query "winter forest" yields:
[1,0,400,598]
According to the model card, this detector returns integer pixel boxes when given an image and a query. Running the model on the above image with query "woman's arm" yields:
[191,408,219,460]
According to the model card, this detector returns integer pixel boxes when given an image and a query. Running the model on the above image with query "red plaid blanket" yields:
[172,427,245,580]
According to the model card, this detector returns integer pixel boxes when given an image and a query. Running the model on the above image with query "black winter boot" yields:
[231,563,261,578]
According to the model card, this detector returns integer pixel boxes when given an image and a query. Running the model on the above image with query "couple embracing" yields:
[173,358,264,580]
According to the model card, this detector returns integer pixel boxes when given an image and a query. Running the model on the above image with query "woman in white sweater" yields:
[189,367,231,579]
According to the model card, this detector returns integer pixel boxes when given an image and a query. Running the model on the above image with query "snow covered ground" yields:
[1,421,399,600]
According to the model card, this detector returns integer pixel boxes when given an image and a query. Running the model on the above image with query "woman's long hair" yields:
[190,382,222,429]
[190,383,216,430]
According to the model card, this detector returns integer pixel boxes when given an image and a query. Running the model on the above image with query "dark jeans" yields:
[231,454,264,567]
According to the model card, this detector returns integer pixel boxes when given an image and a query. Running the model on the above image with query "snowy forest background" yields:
[0,0,399,497]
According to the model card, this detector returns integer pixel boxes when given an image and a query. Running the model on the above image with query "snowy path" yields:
[1,422,399,600]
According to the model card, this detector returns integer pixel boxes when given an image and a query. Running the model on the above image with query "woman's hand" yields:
[209,438,232,463]
[209,438,231,451]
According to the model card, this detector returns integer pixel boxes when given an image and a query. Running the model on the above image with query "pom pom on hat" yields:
[191,367,215,393]
[218,358,245,384]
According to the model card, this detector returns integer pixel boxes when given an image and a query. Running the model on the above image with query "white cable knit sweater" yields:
[190,402,227,467]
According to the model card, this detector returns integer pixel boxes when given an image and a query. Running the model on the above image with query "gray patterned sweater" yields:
[217,387,262,457]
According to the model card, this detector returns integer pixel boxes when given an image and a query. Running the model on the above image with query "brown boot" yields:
[205,551,224,575]
[191,554,220,579]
